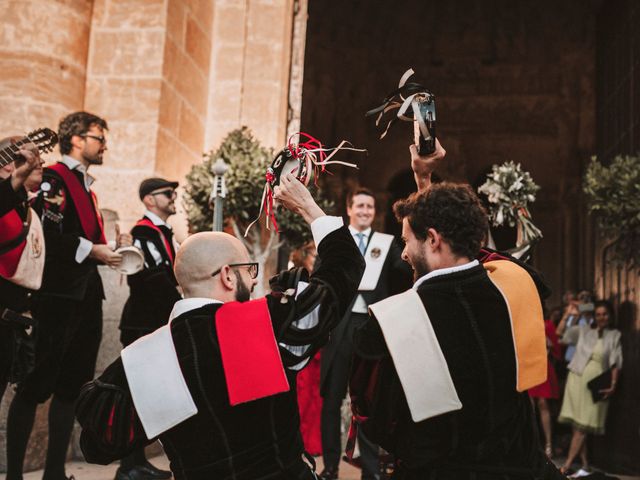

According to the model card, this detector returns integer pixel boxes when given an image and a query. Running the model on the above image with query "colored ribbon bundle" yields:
[244,132,365,236]
[366,68,436,154]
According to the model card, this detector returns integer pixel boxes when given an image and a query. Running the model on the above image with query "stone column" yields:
[206,0,297,150]
[0,0,92,144]
[0,0,94,471]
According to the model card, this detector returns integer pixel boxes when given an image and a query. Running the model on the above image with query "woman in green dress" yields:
[558,300,622,475]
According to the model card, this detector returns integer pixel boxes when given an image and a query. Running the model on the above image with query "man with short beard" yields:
[76,174,365,480]
[350,142,562,479]
[6,112,131,480]
[116,178,182,480]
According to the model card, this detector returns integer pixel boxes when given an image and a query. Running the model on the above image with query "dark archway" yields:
[300,0,598,308]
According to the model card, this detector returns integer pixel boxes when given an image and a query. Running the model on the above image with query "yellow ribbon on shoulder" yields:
[484,260,547,392]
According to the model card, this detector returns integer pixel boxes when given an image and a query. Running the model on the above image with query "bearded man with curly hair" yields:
[350,142,563,480]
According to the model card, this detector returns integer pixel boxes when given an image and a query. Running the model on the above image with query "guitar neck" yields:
[0,137,35,168]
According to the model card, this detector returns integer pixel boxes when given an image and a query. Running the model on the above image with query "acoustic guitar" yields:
[0,128,58,168]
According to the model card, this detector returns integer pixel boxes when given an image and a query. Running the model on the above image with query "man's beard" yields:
[84,151,103,165]
[234,270,251,302]
[411,252,431,282]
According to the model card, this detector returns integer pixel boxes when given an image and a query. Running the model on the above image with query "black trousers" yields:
[19,275,103,404]
[321,312,378,479]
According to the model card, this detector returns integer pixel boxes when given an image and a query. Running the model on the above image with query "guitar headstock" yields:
[25,128,58,154]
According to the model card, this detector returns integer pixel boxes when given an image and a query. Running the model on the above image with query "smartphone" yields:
[578,302,595,313]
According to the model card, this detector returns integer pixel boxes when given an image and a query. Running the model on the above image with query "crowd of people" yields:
[527,291,623,476]
[0,110,622,480]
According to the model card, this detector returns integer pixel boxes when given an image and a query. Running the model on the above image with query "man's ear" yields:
[70,134,84,151]
[219,265,235,291]
[426,228,441,250]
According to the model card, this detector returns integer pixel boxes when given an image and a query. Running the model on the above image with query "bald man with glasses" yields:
[77,174,365,480]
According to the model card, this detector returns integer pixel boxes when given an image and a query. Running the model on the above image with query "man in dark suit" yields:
[116,178,182,480]
[5,112,131,480]
[320,188,411,480]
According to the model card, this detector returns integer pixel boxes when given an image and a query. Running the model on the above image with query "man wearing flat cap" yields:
[116,177,181,480]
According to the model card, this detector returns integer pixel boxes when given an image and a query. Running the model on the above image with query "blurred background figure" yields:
[290,241,322,456]
[529,306,562,458]
[558,300,622,476]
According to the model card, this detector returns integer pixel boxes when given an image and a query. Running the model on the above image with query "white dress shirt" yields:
[59,156,97,264]
[348,225,371,313]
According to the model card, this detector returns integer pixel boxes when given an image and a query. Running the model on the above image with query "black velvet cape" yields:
[76,225,364,480]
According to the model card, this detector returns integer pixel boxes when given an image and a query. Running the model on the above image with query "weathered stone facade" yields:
[0,0,297,471]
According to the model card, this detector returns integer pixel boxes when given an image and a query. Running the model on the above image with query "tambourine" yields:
[366,68,437,155]
[266,147,313,188]
[244,133,365,237]
[111,246,144,275]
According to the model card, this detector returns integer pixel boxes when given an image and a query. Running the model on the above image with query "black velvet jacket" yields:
[31,166,104,301]
[119,218,180,335]
[352,263,561,480]
[76,225,364,480]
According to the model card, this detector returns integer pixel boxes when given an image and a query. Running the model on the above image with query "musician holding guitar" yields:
[0,135,50,406]
[5,112,131,480]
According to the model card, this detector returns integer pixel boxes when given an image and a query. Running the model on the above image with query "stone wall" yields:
[0,0,298,472]
[591,0,640,473]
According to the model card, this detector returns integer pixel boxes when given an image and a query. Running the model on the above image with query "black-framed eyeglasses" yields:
[151,189,177,199]
[81,134,106,145]
[212,262,259,280]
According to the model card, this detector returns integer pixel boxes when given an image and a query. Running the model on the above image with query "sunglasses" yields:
[211,262,259,280]
[81,134,106,145]
[151,189,177,199]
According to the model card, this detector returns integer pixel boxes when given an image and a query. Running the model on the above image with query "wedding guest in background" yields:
[558,300,622,475]
[529,307,562,458]
[291,241,323,456]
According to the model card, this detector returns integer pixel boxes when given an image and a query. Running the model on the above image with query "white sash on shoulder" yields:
[358,232,394,291]
[122,324,198,439]
[7,208,45,290]
[369,289,462,422]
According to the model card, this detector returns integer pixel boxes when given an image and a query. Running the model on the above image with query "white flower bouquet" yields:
[478,161,543,248]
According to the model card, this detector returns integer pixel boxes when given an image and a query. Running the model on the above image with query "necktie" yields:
[356,232,366,255]
[159,225,176,259]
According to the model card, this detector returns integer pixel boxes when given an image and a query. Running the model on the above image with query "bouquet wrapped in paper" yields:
[478,161,542,257]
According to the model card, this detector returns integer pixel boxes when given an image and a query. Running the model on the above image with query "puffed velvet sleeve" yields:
[76,358,151,464]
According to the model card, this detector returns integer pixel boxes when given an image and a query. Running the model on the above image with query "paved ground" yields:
[7,455,639,480]
[9,456,361,480]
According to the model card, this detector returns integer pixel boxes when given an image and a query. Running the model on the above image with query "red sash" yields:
[47,163,106,244]
[216,298,290,405]
[135,218,174,263]
[0,210,27,278]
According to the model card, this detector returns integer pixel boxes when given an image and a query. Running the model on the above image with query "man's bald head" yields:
[174,232,250,298]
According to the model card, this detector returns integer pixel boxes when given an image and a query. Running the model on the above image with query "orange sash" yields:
[484,260,547,391]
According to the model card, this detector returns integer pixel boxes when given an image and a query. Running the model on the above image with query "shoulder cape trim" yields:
[135,218,174,263]
[216,297,290,405]
[484,259,547,391]
[122,324,198,439]
[369,289,462,422]
[358,232,394,291]
[47,163,106,244]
